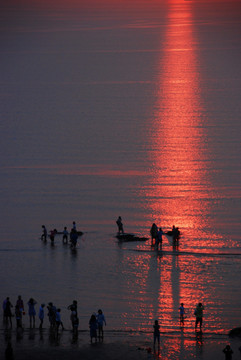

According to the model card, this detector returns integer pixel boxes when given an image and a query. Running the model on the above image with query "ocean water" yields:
[0,0,241,357]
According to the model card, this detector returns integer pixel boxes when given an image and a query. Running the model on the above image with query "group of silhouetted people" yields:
[2,296,107,343]
[41,221,80,248]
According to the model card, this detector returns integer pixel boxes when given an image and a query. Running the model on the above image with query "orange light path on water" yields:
[145,0,209,238]
[132,0,228,341]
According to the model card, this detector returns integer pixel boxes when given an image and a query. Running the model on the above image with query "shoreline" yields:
[2,326,241,360]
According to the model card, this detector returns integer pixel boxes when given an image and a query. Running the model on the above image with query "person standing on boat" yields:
[116,216,124,234]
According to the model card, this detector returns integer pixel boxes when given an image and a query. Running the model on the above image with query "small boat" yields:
[116,233,148,242]
[56,231,83,236]
[166,227,180,239]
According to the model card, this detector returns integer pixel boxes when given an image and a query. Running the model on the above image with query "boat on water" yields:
[116,233,149,242]
[56,231,83,236]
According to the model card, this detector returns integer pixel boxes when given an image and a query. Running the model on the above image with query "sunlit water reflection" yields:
[0,0,241,358]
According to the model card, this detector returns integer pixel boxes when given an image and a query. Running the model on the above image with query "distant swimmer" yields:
[41,225,47,241]
[63,227,68,244]
[116,216,124,234]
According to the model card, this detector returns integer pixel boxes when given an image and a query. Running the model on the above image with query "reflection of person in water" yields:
[116,216,124,234]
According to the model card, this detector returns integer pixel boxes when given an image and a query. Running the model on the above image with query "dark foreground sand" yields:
[2,328,241,360]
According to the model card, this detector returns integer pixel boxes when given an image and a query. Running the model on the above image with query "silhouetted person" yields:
[49,229,57,244]
[116,216,124,234]
[41,225,47,241]
[55,308,64,333]
[195,303,204,330]
[47,302,56,328]
[68,300,78,314]
[223,345,233,360]
[72,221,77,231]
[89,314,98,343]
[16,295,24,315]
[27,298,37,328]
[15,305,22,329]
[150,223,158,245]
[97,309,106,340]
[38,303,45,329]
[4,297,13,328]
[153,320,160,349]
[156,227,164,250]
[70,229,78,248]
[179,303,185,326]
[62,227,68,243]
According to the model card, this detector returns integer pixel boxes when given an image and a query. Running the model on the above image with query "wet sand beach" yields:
[2,327,241,360]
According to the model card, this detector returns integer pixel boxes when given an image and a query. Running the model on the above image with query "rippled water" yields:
[0,0,241,357]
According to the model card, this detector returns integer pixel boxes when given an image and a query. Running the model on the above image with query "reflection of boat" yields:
[116,233,149,242]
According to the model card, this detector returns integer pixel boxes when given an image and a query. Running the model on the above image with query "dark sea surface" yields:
[0,0,241,357]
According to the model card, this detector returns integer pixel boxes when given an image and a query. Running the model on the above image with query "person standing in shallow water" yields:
[16,295,24,316]
[194,302,204,331]
[41,225,47,241]
[89,314,98,343]
[116,216,124,234]
[97,309,106,340]
[223,345,233,360]
[27,298,37,328]
[4,297,13,328]
[38,303,45,329]
[150,223,158,245]
[62,227,68,243]
[179,303,185,326]
[153,320,160,349]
